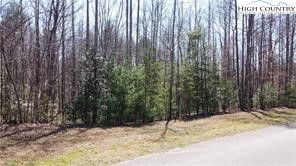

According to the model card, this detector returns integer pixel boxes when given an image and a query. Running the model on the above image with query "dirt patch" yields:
[0,123,60,142]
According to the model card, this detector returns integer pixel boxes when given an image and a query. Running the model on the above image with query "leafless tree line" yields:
[0,0,295,124]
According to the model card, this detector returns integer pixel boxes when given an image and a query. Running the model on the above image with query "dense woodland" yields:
[0,0,295,125]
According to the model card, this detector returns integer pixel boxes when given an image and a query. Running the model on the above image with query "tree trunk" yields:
[245,14,254,111]
[71,0,76,122]
[86,0,90,51]
[234,0,243,111]
[135,0,140,65]
[168,0,177,123]
[61,0,66,121]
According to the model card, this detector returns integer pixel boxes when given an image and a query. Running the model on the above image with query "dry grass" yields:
[1,108,295,166]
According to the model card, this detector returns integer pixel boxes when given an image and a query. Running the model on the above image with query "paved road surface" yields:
[116,123,296,166]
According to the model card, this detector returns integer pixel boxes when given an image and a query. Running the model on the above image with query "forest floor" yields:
[0,108,296,166]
